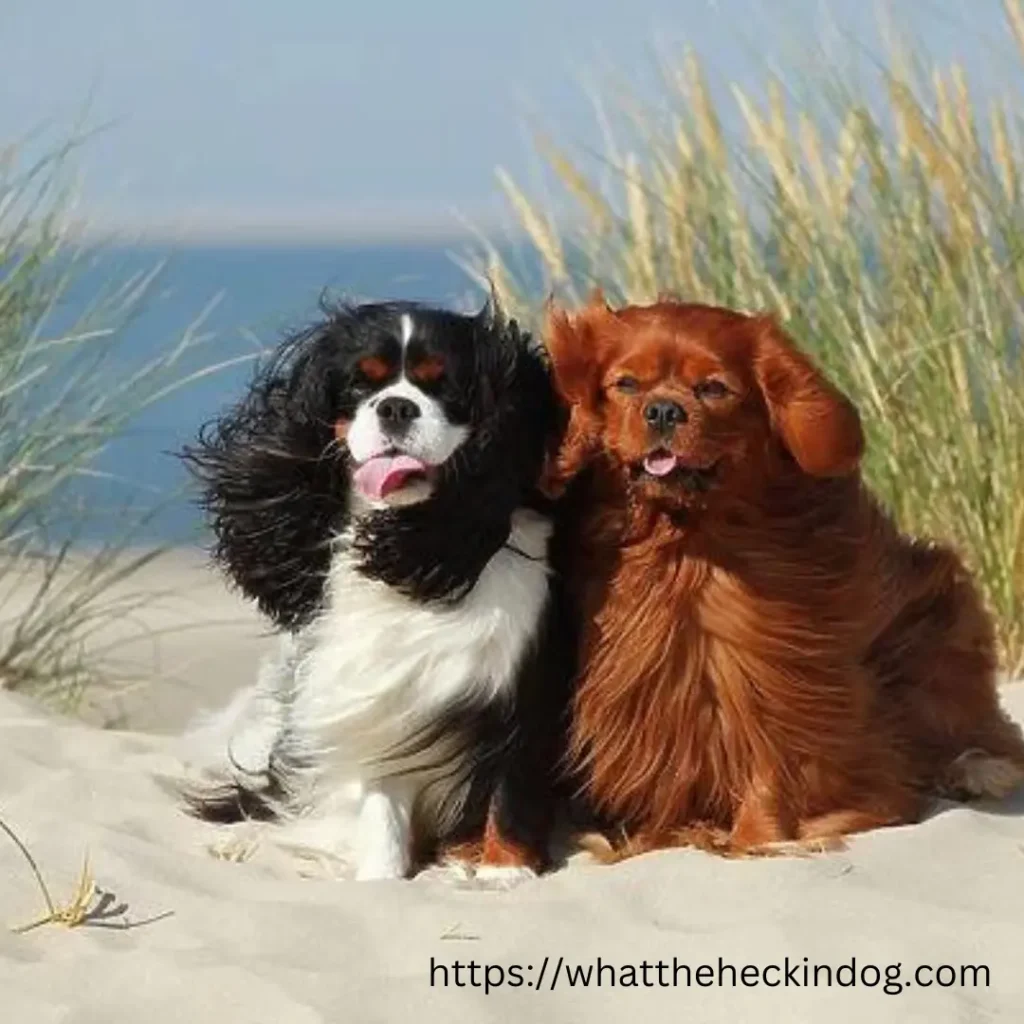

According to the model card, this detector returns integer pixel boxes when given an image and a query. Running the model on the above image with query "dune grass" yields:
[0,144,242,710]
[474,1,1024,675]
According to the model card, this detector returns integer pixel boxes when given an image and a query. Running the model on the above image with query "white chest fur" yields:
[289,508,552,773]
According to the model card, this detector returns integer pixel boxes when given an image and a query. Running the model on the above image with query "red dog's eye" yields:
[694,379,729,399]
[614,376,640,395]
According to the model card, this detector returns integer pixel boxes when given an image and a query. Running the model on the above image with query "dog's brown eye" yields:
[615,376,640,395]
[694,379,729,399]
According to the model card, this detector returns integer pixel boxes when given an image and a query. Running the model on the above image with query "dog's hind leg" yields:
[938,746,1024,801]
[876,542,1024,801]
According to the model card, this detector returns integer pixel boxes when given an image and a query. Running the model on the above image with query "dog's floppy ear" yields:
[543,296,617,408]
[181,318,347,630]
[540,297,620,494]
[753,317,863,477]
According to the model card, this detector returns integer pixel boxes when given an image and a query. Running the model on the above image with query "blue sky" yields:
[1,0,1017,240]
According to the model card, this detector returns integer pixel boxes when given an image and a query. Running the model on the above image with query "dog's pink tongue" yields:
[643,451,678,477]
[353,454,427,499]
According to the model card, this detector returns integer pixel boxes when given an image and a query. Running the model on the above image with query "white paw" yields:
[472,864,537,891]
[354,853,408,882]
[355,866,405,882]
[416,858,477,886]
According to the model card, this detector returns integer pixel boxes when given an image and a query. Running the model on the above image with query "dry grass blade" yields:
[495,167,567,285]
[682,50,726,170]
[1005,0,1024,62]
[536,134,614,235]
[623,154,657,301]
[989,101,1019,203]
[0,814,97,933]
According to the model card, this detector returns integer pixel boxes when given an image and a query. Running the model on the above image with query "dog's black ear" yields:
[464,309,553,503]
[181,320,349,630]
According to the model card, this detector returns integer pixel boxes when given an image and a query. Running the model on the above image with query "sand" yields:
[0,548,277,733]
[1,549,1023,1023]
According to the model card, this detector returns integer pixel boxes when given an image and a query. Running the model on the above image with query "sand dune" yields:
[1,551,1023,1022]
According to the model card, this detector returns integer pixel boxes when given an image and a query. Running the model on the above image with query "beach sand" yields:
[1,549,1023,1022]
[0,548,277,733]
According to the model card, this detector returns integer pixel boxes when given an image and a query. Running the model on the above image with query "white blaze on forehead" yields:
[400,313,414,349]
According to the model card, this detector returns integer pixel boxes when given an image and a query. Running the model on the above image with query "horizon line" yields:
[59,203,546,248]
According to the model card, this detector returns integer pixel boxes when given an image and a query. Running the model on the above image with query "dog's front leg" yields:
[353,779,415,881]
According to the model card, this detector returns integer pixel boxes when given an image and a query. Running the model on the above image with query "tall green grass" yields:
[476,1,1024,675]
[0,144,241,709]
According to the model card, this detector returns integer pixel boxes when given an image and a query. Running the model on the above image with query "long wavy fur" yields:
[181,318,348,630]
[182,300,554,627]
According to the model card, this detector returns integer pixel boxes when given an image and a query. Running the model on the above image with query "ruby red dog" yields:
[546,295,1024,857]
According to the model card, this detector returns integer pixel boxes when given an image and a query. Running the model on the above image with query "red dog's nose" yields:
[643,399,686,433]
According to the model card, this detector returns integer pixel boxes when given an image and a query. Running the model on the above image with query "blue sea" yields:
[50,241,518,545]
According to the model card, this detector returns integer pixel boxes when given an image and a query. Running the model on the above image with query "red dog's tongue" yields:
[643,451,678,477]
[353,454,428,499]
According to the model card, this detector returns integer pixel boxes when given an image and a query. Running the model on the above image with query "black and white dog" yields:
[181,299,570,883]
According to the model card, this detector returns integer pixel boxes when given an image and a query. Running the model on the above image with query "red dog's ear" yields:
[754,318,864,477]
[543,300,612,407]
[542,300,619,492]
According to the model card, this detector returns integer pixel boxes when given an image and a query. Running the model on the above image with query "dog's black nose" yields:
[644,399,686,433]
[377,396,421,430]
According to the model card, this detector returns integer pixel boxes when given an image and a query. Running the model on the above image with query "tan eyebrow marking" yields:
[358,356,392,382]
[409,355,445,383]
